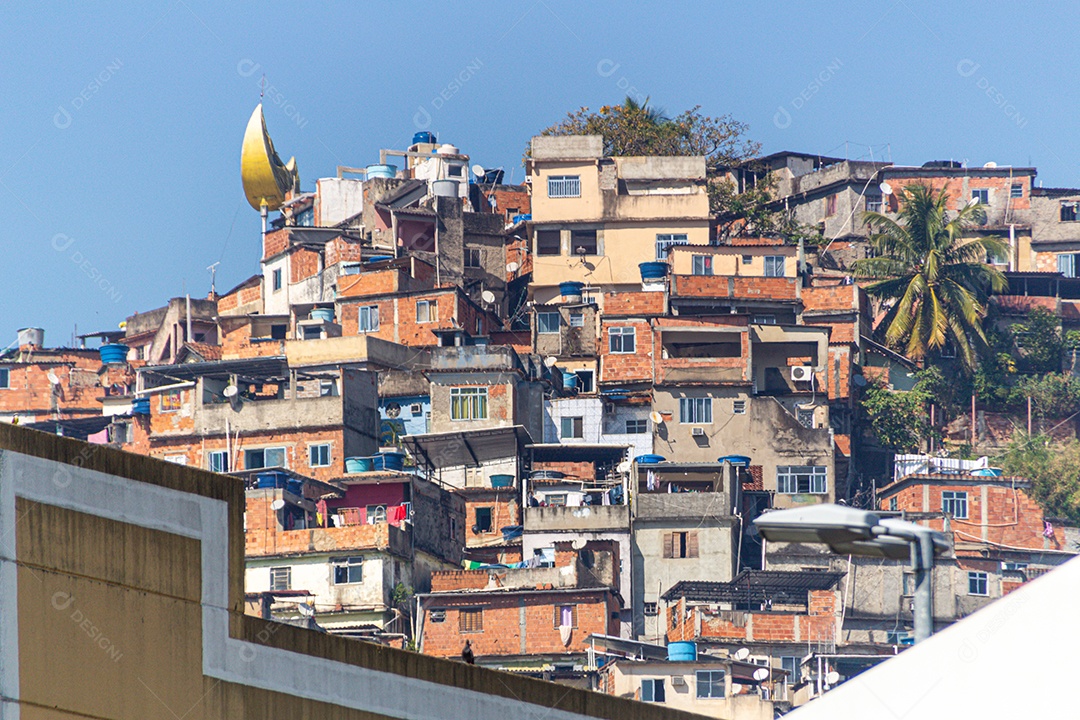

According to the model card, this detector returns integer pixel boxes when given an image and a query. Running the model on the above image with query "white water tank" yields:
[432,179,458,198]
[17,327,44,348]
[436,143,459,155]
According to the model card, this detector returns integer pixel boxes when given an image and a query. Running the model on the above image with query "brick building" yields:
[0,331,106,424]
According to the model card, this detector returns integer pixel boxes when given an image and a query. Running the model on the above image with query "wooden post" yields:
[971,394,977,447]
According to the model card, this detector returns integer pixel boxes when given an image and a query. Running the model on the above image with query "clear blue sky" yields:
[2,1,1074,345]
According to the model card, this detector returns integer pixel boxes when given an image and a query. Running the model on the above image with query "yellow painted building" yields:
[526,135,710,305]
[0,423,699,720]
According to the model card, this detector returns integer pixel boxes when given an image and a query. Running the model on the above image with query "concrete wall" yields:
[603,661,774,720]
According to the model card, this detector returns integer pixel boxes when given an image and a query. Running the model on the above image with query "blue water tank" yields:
[667,641,697,662]
[563,373,580,390]
[345,457,374,474]
[639,262,670,281]
[366,164,398,180]
[559,281,585,300]
[635,454,666,465]
[310,308,334,323]
[99,344,128,364]
[131,398,151,416]
[412,131,437,145]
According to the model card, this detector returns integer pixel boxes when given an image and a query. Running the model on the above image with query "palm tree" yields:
[852,184,1008,370]
[621,95,668,124]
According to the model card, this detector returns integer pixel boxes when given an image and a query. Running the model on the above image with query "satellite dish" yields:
[571,537,587,550]
[47,372,60,385]
[506,261,520,273]
[471,164,485,178]
[731,683,743,694]
[983,161,998,168]
[543,356,558,368]
[649,411,664,425]
[879,181,893,196]
[223,385,239,398]
[826,670,840,685]
[616,460,631,474]
[481,290,496,304]
[965,196,980,208]
[734,647,751,661]
[753,668,770,682]
[270,499,286,511]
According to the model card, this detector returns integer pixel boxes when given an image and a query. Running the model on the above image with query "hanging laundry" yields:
[86,428,110,444]
[646,470,657,491]
[388,504,408,526]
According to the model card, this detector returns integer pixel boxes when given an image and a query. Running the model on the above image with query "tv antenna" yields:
[207,262,221,296]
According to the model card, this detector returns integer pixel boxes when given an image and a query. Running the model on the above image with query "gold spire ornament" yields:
[240,103,299,212]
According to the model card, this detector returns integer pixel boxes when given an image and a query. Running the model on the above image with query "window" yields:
[459,608,484,632]
[272,268,282,292]
[574,369,594,393]
[341,262,362,276]
[0,368,8,389]
[741,255,753,265]
[691,255,713,276]
[643,601,658,616]
[763,255,786,277]
[664,531,699,559]
[474,507,492,533]
[206,450,229,473]
[357,305,380,333]
[447,164,463,177]
[553,604,578,627]
[561,416,584,439]
[570,229,598,255]
[536,230,561,255]
[641,679,665,703]
[752,314,776,325]
[679,397,713,424]
[1058,253,1080,278]
[626,418,648,434]
[780,657,801,685]
[942,490,968,519]
[696,670,725,699]
[889,497,898,511]
[269,566,291,591]
[160,390,182,412]
[1061,203,1078,222]
[245,447,286,470]
[971,189,989,205]
[450,387,488,420]
[309,443,331,468]
[332,556,363,584]
[1010,183,1024,199]
[733,400,746,415]
[796,407,815,428]
[968,571,989,596]
[416,300,436,323]
[608,326,636,354]
[865,194,882,213]
[270,324,288,340]
[464,248,482,268]
[547,175,580,198]
[568,312,585,328]
[655,233,689,260]
[825,193,838,216]
[411,403,423,416]
[777,466,828,494]
[537,312,561,334]
[1003,561,1028,572]
[429,609,446,623]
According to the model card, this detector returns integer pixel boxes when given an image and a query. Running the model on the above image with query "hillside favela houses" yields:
[4,104,1079,718]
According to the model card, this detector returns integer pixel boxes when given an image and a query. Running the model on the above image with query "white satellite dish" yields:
[543,356,558,368]
[753,668,770,682]
[731,683,743,694]
[223,385,239,398]
[616,460,631,474]
[506,261,520,273]
[472,164,486,178]
[879,181,893,196]
[571,537,587,550]
[47,371,60,385]
[826,670,840,685]
[481,290,496,304]
[734,647,751,661]
[649,411,664,425]
[270,499,286,511]
[983,161,998,168]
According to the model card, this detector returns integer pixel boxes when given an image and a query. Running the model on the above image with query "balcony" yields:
[246,519,411,558]
[636,493,732,520]
[658,356,746,384]
[196,394,352,435]
[523,504,630,533]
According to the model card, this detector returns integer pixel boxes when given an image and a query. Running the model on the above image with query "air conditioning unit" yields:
[671,676,687,687]
[791,366,814,382]
[691,427,706,437]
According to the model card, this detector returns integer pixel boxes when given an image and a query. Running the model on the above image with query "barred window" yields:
[777,466,828,494]
[450,387,488,421]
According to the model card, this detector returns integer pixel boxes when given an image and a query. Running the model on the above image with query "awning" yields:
[662,570,845,603]
[402,426,533,470]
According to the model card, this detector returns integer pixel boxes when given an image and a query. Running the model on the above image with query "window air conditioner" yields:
[791,366,813,382]
[691,427,706,437]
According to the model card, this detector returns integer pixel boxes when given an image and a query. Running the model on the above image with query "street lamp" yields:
[753,505,949,643]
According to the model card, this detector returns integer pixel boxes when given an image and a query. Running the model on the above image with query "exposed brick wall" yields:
[421,590,618,658]
[600,319,654,383]
[465,496,521,546]
[672,275,798,300]
[803,285,857,312]
[0,352,105,419]
[324,237,365,267]
[263,228,289,259]
[678,590,839,644]
[531,460,597,480]
[218,282,262,314]
[338,290,494,346]
[290,247,322,283]
[602,291,666,317]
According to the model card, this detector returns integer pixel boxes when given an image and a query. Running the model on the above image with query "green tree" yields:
[533,99,759,164]
[708,172,821,243]
[859,381,931,452]
[852,185,1008,370]
[1009,373,1080,419]
[1010,306,1063,373]
[999,434,1080,525]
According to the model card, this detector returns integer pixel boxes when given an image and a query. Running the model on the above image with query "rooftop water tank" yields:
[432,179,458,197]
[412,131,437,145]
[99,344,128,365]
[667,641,697,662]
[366,164,397,180]
[639,262,670,281]
[17,327,44,348]
[560,281,584,302]
[436,143,459,155]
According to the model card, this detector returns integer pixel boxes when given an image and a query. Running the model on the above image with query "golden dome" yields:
[240,104,299,211]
